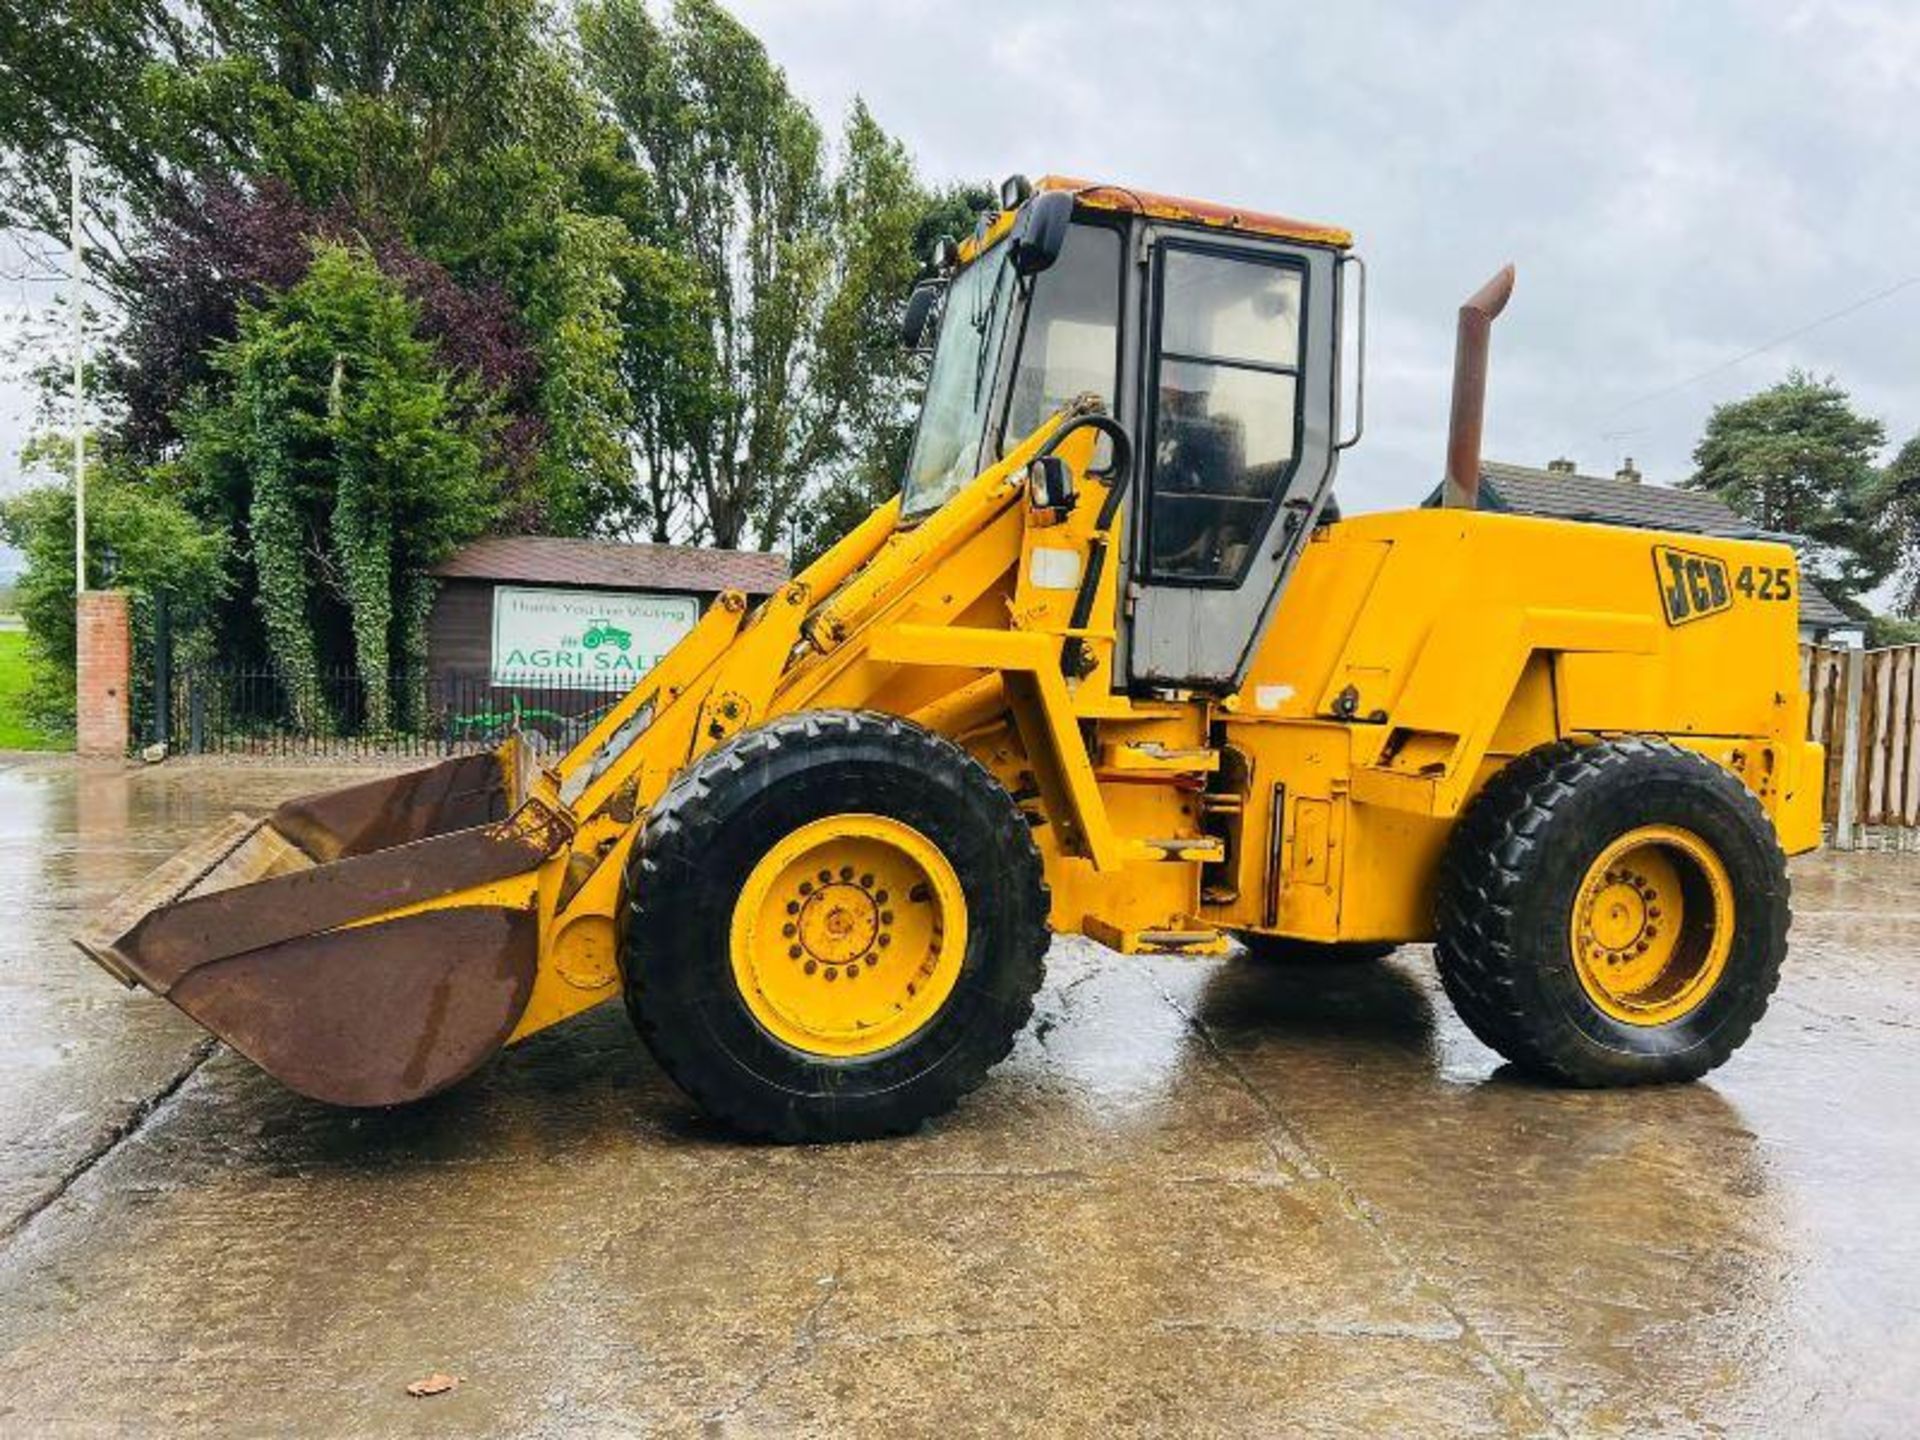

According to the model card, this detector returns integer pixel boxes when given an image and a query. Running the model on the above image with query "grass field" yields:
[0,630,70,750]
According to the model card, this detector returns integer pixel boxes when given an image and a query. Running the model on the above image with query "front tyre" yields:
[623,710,1049,1142]
[1434,738,1789,1086]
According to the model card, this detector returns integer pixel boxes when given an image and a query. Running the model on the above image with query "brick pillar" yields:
[76,590,131,758]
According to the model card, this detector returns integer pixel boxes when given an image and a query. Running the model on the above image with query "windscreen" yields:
[900,250,1014,519]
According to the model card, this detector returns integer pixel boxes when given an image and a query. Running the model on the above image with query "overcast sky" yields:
[6,0,1920,538]
[730,0,1920,516]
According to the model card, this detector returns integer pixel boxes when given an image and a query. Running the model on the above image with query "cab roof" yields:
[959,175,1353,262]
[1040,175,1353,249]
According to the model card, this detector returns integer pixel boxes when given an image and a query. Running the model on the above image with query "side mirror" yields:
[1009,190,1072,276]
[1027,454,1076,518]
[900,279,942,350]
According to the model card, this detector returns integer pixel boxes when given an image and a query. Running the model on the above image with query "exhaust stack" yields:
[1441,265,1516,510]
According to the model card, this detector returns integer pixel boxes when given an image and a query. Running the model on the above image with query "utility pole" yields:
[70,141,85,595]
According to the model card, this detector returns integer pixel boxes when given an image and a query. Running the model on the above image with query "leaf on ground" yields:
[405,1373,462,1398]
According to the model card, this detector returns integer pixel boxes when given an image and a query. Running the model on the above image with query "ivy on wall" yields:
[178,243,495,723]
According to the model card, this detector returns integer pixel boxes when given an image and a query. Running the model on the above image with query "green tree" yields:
[1,1,559,288]
[579,0,939,549]
[0,435,227,729]
[1882,433,1920,618]
[4,0,639,536]
[488,206,641,537]
[7,0,974,595]
[1686,372,1896,610]
[176,242,494,726]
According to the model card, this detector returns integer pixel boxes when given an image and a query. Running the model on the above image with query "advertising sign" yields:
[491,586,698,685]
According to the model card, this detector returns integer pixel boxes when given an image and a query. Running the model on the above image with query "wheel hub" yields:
[792,877,884,969]
[1585,869,1659,960]
[1570,824,1734,1026]
[730,815,967,1057]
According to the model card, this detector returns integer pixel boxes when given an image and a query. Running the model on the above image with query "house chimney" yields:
[1615,457,1642,484]
[1546,457,1576,474]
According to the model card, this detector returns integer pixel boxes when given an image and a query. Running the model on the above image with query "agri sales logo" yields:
[1652,545,1732,626]
[491,586,698,685]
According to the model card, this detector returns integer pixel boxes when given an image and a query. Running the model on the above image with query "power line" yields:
[1591,272,1920,432]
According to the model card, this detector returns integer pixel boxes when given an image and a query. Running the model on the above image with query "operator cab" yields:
[899,174,1360,692]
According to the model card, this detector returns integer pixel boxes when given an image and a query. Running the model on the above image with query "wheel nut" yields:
[818,869,832,884]
[824,967,838,982]
[786,900,800,915]
[840,865,854,881]
[799,881,813,896]
[881,911,895,926]
[789,945,803,960]
[875,889,889,904]
[860,873,875,889]
[782,923,796,938]
[804,960,817,975]
[878,934,892,948]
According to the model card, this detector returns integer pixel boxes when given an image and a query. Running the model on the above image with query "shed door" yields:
[1127,232,1340,689]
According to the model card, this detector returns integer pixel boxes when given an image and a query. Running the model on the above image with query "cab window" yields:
[1000,221,1123,454]
[1147,246,1305,583]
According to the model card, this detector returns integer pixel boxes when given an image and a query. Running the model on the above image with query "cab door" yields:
[1126,231,1341,689]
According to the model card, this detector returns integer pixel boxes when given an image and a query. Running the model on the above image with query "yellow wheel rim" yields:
[729,814,969,1058]
[1569,824,1735,1027]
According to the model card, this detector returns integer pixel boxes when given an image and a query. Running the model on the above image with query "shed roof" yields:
[433,536,789,596]
[1421,461,1857,632]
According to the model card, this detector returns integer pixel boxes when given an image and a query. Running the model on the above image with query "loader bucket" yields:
[74,749,570,1107]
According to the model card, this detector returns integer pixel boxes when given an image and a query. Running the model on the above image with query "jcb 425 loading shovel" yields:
[76,174,1825,1139]
[76,748,566,1105]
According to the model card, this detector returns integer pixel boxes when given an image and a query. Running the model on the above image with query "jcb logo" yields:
[1653,545,1732,626]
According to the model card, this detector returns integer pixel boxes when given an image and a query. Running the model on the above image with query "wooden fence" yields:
[1805,642,1920,849]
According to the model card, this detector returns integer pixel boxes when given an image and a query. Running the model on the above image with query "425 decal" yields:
[1653,545,1797,626]
[1734,564,1794,602]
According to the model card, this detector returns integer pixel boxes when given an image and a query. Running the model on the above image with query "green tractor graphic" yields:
[580,618,632,652]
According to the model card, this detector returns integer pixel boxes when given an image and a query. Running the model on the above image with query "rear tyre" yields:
[1238,934,1397,965]
[623,709,1048,1142]
[1434,737,1789,1086]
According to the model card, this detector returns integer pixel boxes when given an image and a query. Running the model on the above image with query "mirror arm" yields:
[1036,412,1136,680]
[1035,413,1134,528]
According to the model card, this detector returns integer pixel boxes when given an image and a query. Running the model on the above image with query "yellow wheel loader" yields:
[77,175,1824,1141]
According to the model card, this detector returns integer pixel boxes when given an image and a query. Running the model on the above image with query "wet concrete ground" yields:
[0,755,1915,1437]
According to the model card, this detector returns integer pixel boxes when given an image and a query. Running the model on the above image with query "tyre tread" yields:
[625,709,1048,1142]
[1433,736,1790,1085]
